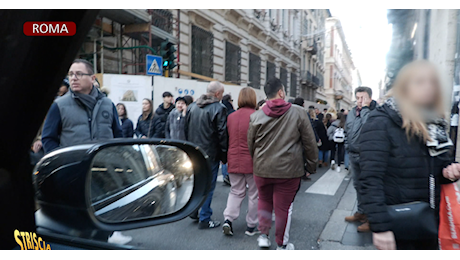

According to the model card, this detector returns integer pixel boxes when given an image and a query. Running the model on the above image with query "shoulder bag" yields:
[387,158,438,240]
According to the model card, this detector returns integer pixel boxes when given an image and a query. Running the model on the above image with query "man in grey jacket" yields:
[343,86,377,232]
[42,59,128,244]
[42,59,122,153]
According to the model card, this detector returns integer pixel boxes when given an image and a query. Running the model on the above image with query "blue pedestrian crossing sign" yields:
[146,54,163,76]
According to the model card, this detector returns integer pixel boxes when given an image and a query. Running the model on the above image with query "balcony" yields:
[301,70,319,89]
[312,75,320,86]
[306,40,317,55]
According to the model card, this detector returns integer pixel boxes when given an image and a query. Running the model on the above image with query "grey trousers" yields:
[349,153,364,214]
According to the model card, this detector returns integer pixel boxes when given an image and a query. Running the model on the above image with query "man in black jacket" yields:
[344,86,377,232]
[185,81,228,229]
[155,91,175,138]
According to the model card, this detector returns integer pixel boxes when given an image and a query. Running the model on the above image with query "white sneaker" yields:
[108,231,132,245]
[331,160,336,170]
[257,234,271,248]
[277,243,295,250]
[336,166,341,172]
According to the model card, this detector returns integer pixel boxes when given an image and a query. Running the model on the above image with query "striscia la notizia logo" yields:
[14,230,51,250]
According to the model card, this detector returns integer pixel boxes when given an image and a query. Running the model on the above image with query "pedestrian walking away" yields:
[135,99,161,139]
[221,94,235,186]
[315,112,332,168]
[116,103,134,138]
[155,91,175,138]
[343,86,377,232]
[359,61,460,250]
[222,87,259,237]
[185,81,228,229]
[248,78,318,250]
[327,112,346,172]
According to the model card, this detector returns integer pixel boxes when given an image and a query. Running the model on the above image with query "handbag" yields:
[387,173,438,240]
[438,182,460,250]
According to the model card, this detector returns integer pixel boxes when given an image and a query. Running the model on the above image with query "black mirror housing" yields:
[33,139,212,237]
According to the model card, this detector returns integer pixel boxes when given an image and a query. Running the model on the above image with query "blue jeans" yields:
[221,163,229,178]
[318,150,329,162]
[199,161,219,222]
[344,151,349,168]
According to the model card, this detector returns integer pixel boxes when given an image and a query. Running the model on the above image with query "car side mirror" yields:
[33,140,212,238]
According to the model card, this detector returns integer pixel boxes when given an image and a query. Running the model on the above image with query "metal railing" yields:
[313,75,320,86]
[151,9,173,33]
[301,70,312,82]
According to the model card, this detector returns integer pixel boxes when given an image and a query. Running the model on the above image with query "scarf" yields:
[262,99,292,118]
[385,97,453,156]
[356,107,362,117]
[73,86,100,112]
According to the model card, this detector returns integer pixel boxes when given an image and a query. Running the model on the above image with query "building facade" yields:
[80,9,303,99]
[299,9,331,108]
[324,17,355,111]
[174,9,302,96]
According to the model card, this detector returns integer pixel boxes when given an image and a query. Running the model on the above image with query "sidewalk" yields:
[318,175,376,250]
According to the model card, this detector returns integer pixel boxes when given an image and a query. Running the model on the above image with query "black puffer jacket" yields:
[185,95,228,162]
[155,103,175,138]
[135,113,161,138]
[359,104,454,233]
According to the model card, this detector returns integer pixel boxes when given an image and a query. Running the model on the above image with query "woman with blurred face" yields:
[135,98,161,138]
[359,60,460,250]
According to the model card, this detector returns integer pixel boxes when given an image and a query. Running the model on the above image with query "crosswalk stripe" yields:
[305,168,348,196]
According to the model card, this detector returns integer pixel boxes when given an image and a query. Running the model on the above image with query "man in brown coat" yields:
[248,77,318,250]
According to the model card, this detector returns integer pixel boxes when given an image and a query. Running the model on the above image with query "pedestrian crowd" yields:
[31,59,460,250]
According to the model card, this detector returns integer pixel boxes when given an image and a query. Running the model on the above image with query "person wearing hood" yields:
[248,78,318,250]
[359,61,459,250]
[42,59,122,154]
[185,81,228,229]
[155,91,175,138]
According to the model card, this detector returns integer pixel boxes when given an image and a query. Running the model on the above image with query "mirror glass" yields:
[90,144,194,223]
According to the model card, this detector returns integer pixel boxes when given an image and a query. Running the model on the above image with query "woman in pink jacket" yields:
[222,87,259,237]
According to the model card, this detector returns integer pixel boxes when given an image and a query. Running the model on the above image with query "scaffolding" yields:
[77,9,178,77]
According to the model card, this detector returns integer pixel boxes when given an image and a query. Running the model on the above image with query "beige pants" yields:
[223,173,259,228]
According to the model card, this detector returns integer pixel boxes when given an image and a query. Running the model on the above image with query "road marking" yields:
[305,168,348,196]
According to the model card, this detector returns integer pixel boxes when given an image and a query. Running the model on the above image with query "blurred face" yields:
[142,100,151,113]
[355,91,370,109]
[176,100,186,112]
[315,108,320,114]
[117,105,126,117]
[68,63,95,94]
[405,68,439,107]
[163,95,173,104]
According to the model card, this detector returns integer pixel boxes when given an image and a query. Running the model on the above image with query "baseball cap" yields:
[163,91,173,98]
[176,96,187,105]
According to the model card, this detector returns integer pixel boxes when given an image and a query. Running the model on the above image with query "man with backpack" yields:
[327,112,346,172]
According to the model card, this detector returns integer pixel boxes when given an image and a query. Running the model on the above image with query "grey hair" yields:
[207,81,225,95]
